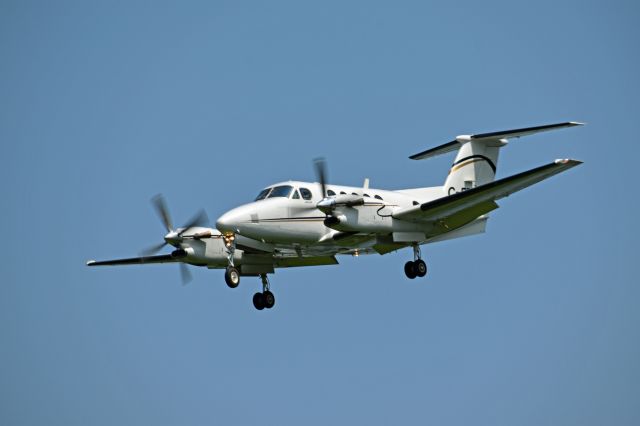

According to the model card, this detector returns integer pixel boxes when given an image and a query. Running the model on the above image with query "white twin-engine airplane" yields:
[88,122,583,310]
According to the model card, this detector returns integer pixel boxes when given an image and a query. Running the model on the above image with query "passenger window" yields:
[363,193,370,198]
[374,195,383,200]
[299,188,313,200]
[292,190,300,199]
[327,189,336,196]
[352,192,358,196]
[340,191,346,195]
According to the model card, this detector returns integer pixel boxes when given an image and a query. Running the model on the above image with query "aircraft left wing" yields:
[86,254,179,266]
[393,159,582,224]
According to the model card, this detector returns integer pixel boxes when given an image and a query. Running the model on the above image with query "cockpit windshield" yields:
[254,185,294,201]
[255,188,271,201]
[267,185,293,198]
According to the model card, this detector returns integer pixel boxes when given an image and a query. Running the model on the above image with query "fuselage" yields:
[216,180,444,244]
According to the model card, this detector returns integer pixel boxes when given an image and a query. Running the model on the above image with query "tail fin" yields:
[409,121,584,195]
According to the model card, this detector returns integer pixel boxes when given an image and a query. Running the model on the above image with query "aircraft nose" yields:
[215,214,234,233]
[216,207,249,233]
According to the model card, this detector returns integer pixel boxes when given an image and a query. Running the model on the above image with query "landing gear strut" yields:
[404,244,427,279]
[224,234,240,288]
[253,274,275,310]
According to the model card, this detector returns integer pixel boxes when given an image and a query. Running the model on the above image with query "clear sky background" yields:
[1,1,638,425]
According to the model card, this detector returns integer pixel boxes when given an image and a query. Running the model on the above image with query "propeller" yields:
[314,157,328,198]
[177,209,209,237]
[140,241,168,256]
[141,194,209,285]
[152,193,174,232]
[179,263,192,285]
[312,158,365,215]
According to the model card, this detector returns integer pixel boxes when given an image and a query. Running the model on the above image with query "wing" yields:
[394,159,582,224]
[86,254,179,266]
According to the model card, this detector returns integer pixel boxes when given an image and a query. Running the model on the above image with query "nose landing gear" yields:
[404,244,427,279]
[253,274,275,310]
[223,234,240,288]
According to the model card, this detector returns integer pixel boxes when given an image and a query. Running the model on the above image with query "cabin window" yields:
[340,191,347,195]
[374,195,383,200]
[363,193,370,198]
[299,187,313,200]
[255,188,271,201]
[267,185,293,199]
[327,189,336,196]
[352,192,358,196]
[412,200,419,206]
[292,190,300,199]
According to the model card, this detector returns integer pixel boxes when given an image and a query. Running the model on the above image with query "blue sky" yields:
[1,0,638,424]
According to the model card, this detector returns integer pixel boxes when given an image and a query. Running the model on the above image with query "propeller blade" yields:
[179,263,192,285]
[177,209,209,237]
[151,194,174,232]
[140,241,168,256]
[314,157,328,198]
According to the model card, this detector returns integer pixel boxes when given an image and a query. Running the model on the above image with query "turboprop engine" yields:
[313,158,396,233]
[316,193,364,213]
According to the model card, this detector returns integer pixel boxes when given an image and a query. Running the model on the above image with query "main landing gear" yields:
[253,274,275,310]
[404,244,427,279]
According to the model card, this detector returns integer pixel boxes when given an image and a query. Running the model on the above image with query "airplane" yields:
[87,121,583,310]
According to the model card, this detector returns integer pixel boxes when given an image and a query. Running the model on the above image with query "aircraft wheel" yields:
[415,259,427,277]
[225,267,240,288]
[263,291,275,309]
[253,292,266,310]
[404,261,417,279]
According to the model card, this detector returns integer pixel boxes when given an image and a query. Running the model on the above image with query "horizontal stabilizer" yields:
[394,159,582,223]
[410,121,584,160]
[87,254,179,266]
[408,140,459,160]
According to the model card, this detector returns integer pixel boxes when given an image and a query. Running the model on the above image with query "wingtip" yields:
[554,158,583,166]
[86,260,96,266]
[569,121,586,126]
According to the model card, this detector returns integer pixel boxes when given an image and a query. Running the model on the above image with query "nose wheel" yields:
[404,244,428,279]
[225,266,240,288]
[253,274,275,310]
[223,234,240,288]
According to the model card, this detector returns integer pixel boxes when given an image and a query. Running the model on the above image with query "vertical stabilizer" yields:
[443,138,502,195]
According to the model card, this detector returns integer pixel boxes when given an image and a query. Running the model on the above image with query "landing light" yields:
[223,233,235,248]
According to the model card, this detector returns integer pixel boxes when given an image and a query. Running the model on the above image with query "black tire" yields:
[404,261,417,279]
[253,292,265,310]
[225,267,240,288]
[415,259,427,277]
[263,291,275,309]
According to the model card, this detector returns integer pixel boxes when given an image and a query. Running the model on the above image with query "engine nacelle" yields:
[323,208,396,233]
[323,214,347,228]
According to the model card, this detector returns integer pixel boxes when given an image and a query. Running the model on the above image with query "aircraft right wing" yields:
[393,159,582,224]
